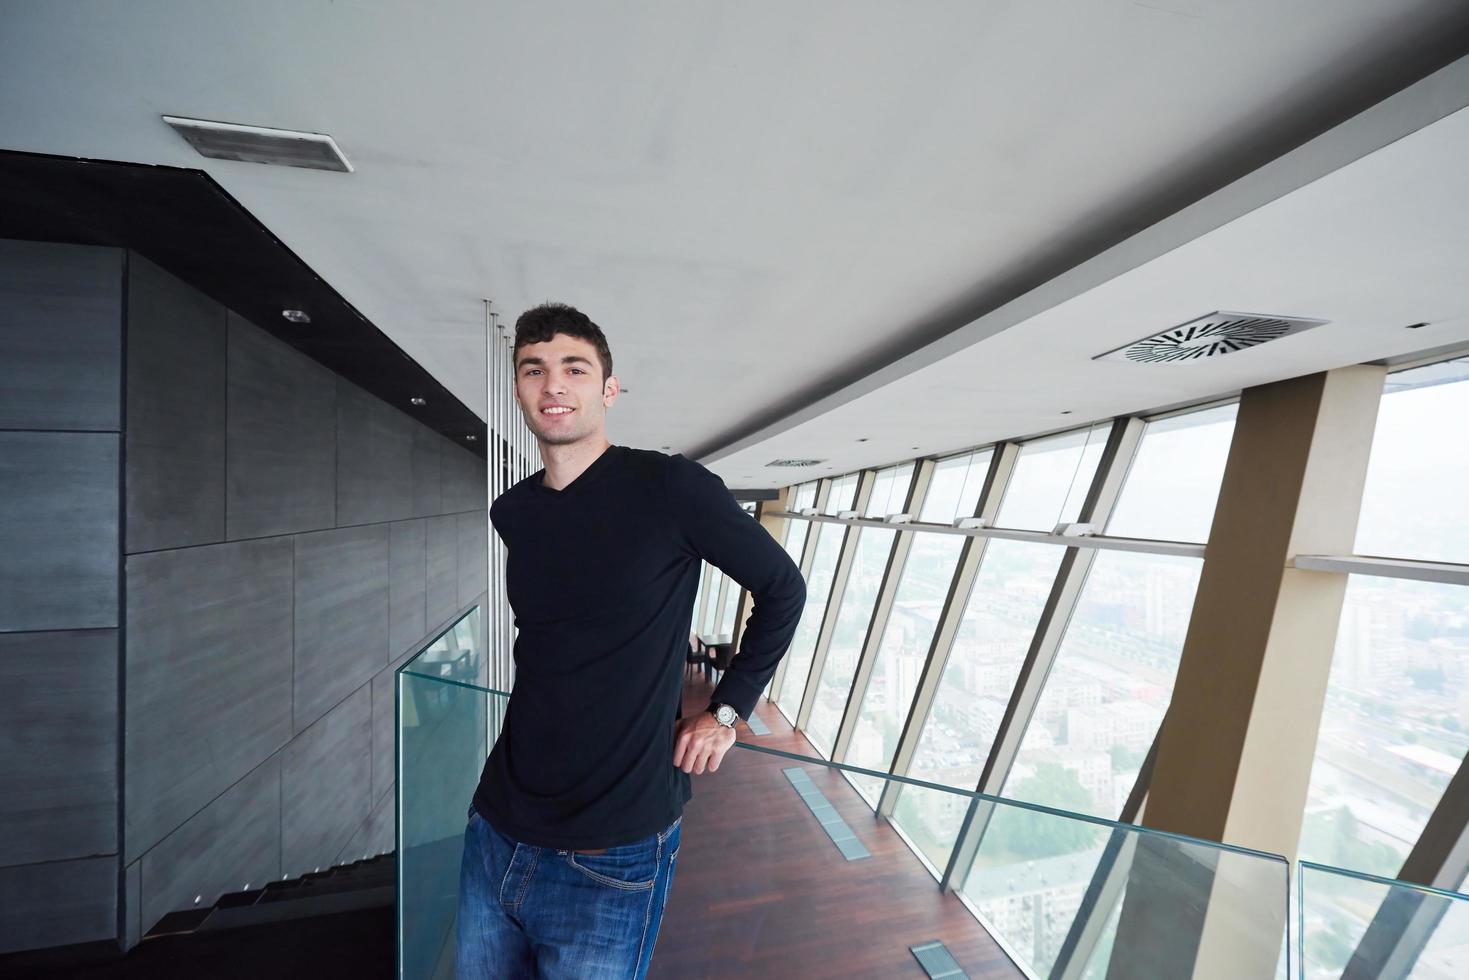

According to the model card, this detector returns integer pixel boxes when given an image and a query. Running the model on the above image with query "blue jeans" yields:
[455,807,681,979]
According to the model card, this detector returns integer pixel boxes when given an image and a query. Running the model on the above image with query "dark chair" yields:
[704,642,735,684]
[685,632,705,678]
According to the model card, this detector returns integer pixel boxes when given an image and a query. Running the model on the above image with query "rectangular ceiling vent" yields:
[1094,311,1327,364]
[766,458,825,467]
[162,116,353,173]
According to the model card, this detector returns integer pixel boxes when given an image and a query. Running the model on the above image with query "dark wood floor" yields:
[652,673,1021,980]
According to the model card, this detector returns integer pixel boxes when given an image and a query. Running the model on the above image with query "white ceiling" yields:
[2,1,1468,486]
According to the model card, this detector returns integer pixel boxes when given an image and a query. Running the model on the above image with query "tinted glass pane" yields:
[1003,550,1202,818]
[775,520,846,720]
[864,463,915,519]
[1106,404,1237,543]
[1356,367,1469,564]
[1299,575,1469,878]
[892,540,1066,869]
[920,450,993,524]
[824,473,858,515]
[806,526,897,756]
[996,425,1109,531]
[846,533,966,802]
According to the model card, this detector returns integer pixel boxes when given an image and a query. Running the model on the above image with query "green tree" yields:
[986,763,1100,860]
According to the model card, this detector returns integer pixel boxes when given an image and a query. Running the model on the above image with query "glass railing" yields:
[396,607,1297,979]
[1300,861,1469,980]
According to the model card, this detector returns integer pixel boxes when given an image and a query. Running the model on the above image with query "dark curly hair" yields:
[513,303,613,381]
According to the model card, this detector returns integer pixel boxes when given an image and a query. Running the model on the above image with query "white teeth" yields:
[542,407,572,415]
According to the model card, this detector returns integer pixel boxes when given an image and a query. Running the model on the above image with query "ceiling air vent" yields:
[766,459,825,467]
[162,116,353,172]
[1095,311,1327,364]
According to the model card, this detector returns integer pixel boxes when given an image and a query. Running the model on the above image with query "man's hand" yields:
[672,712,737,775]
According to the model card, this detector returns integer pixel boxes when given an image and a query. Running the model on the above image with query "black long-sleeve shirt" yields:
[471,445,806,849]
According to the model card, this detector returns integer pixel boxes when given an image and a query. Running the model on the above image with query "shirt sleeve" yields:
[668,455,806,719]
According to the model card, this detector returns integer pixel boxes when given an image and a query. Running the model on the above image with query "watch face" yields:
[716,704,737,726]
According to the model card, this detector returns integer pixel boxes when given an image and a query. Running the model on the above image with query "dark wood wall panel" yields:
[137,756,281,932]
[124,538,294,863]
[125,254,227,554]
[336,380,414,527]
[0,630,118,867]
[0,857,117,952]
[281,687,372,877]
[0,432,119,633]
[0,239,121,432]
[226,314,337,540]
[291,525,390,733]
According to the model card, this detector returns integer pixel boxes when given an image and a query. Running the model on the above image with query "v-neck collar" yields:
[532,444,622,498]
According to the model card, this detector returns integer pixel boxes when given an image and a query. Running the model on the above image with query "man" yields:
[457,303,806,979]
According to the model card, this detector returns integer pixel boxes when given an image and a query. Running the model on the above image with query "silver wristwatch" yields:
[709,703,738,728]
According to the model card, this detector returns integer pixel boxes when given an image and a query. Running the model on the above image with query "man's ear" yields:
[603,375,620,407]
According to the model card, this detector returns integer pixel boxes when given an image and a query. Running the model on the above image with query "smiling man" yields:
[456,303,805,979]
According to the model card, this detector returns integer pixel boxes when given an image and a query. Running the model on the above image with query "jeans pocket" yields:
[565,841,658,891]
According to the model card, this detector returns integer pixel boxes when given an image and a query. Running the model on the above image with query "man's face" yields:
[513,333,618,447]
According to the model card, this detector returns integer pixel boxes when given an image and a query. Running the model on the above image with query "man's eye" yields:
[571,368,585,375]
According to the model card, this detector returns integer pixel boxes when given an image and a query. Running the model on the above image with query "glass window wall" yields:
[1105,403,1237,543]
[891,540,1067,869]
[1000,550,1203,818]
[806,464,916,755]
[995,424,1109,531]
[846,531,967,802]
[775,475,858,721]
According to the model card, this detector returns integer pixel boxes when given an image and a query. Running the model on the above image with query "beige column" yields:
[1108,365,1386,979]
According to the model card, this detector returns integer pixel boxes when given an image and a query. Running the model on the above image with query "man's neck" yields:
[539,436,613,491]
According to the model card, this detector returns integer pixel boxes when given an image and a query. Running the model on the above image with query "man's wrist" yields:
[707,702,738,728]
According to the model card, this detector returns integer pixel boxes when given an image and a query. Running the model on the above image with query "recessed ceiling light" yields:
[1405,322,1429,330]
[282,309,310,324]
[465,435,478,442]
[410,397,426,406]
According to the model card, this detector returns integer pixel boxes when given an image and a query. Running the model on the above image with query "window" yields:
[1299,576,1469,879]
[846,531,967,802]
[995,424,1109,531]
[892,540,1067,869]
[1106,403,1237,543]
[807,465,915,755]
[1355,362,1469,564]
[775,476,858,720]
[920,450,991,524]
[1000,550,1203,818]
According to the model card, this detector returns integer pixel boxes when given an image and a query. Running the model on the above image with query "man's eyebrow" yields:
[517,355,594,368]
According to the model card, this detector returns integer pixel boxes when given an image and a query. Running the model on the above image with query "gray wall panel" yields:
[125,858,141,951]
[0,856,117,953]
[125,255,226,553]
[281,687,371,877]
[226,314,336,539]
[0,239,122,432]
[0,432,119,633]
[125,538,293,862]
[335,785,394,865]
[412,422,443,518]
[0,630,118,867]
[336,381,413,527]
[441,439,485,514]
[458,511,489,607]
[390,519,427,660]
[425,515,459,629]
[139,756,281,931]
[370,661,396,808]
[293,525,390,732]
